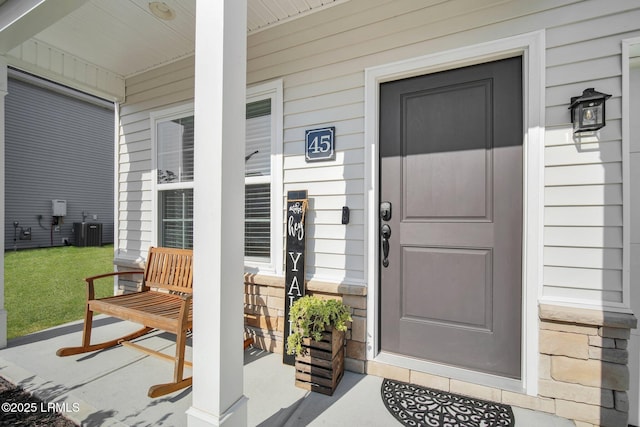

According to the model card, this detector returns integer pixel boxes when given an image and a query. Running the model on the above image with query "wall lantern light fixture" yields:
[569,88,611,134]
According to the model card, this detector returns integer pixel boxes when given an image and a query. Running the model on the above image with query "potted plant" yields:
[286,295,352,395]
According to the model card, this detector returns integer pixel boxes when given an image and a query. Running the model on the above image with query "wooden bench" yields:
[57,246,194,398]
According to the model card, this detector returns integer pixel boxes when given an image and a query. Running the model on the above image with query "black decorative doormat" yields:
[381,379,515,427]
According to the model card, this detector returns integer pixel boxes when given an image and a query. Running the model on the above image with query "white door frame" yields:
[364,30,546,395]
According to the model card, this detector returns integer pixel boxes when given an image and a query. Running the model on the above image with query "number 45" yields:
[308,134,331,154]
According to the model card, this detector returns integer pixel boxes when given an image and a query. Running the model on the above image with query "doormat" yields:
[381,379,515,427]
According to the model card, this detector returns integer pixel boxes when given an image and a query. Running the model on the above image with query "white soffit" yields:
[28,0,197,79]
[7,0,349,79]
[247,0,349,34]
[1,0,348,99]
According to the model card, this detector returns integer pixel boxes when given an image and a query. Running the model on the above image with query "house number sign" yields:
[305,127,335,162]
[283,190,308,366]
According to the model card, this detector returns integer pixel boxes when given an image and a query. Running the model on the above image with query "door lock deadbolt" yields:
[380,201,392,221]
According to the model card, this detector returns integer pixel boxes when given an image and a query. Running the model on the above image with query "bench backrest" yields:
[143,246,193,294]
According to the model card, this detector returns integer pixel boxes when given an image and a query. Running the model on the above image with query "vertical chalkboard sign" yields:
[283,190,308,366]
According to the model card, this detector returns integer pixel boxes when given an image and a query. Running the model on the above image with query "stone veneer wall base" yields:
[243,274,367,374]
[241,276,638,427]
[538,304,636,427]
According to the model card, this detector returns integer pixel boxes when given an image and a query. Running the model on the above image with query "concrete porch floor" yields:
[0,317,575,426]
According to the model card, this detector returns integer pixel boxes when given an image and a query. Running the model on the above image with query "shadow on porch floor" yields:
[0,317,575,426]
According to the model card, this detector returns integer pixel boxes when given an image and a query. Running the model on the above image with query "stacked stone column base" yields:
[539,304,637,427]
[243,274,368,373]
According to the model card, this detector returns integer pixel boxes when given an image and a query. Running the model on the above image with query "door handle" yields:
[381,224,391,267]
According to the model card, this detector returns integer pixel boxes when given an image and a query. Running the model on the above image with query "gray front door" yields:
[379,56,523,379]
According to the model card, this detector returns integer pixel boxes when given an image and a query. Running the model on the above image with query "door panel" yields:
[404,80,492,220]
[403,247,492,330]
[379,56,523,379]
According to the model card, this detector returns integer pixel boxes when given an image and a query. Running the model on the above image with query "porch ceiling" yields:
[0,0,347,100]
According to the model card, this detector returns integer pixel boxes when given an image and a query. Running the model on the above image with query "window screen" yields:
[245,99,271,260]
[157,116,194,183]
[159,189,193,249]
[156,113,194,249]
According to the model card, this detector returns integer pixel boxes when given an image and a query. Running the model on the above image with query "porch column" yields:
[187,1,247,427]
[0,56,7,349]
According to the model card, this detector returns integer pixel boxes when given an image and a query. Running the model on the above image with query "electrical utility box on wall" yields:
[52,199,67,216]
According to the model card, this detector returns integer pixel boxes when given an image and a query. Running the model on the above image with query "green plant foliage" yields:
[286,295,352,357]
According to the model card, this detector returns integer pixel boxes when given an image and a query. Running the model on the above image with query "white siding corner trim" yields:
[622,36,640,426]
[363,30,546,395]
[622,37,640,313]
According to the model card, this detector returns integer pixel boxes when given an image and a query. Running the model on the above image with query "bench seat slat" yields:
[90,291,192,333]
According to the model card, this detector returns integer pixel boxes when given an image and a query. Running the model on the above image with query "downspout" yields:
[113,101,121,296]
[0,56,8,348]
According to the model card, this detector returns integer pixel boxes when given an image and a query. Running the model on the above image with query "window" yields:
[245,99,272,260]
[153,108,194,249]
[158,188,193,249]
[245,81,283,273]
[151,80,282,272]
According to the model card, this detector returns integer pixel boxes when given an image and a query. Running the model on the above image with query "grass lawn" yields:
[5,245,115,340]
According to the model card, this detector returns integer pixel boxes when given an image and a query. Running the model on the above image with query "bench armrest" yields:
[85,270,144,300]
[178,293,193,331]
[179,293,193,302]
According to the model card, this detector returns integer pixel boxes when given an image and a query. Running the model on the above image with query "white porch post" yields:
[0,56,7,349]
[188,1,247,426]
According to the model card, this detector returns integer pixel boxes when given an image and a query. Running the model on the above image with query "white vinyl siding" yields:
[543,5,631,306]
[114,0,639,307]
[245,0,638,305]
[5,76,114,250]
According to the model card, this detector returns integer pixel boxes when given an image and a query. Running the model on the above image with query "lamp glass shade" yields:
[569,88,610,133]
[574,101,604,133]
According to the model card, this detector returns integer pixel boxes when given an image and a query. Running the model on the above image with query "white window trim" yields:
[245,79,284,276]
[364,30,545,395]
[150,102,194,247]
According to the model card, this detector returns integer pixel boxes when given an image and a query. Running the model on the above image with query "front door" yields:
[379,56,523,379]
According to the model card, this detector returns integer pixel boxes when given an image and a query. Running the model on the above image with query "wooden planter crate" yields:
[294,328,345,396]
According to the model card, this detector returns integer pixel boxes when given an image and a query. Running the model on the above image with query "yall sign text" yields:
[283,190,308,365]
